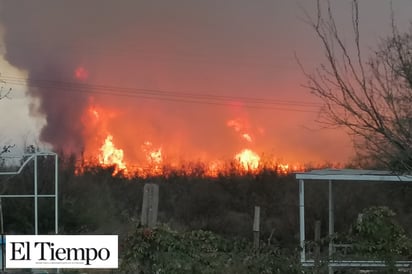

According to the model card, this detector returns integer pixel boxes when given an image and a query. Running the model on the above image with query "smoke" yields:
[0,1,354,164]
[0,1,154,154]
[0,1,267,157]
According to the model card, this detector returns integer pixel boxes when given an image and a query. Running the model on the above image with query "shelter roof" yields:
[295,168,412,182]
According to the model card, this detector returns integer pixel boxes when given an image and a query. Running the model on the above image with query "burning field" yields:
[80,98,303,177]
[76,82,302,177]
[0,1,350,175]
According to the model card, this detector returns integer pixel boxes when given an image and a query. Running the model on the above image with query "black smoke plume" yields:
[0,1,149,154]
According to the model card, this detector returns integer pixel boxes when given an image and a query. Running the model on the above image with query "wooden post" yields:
[253,206,260,249]
[141,183,159,228]
[314,220,321,271]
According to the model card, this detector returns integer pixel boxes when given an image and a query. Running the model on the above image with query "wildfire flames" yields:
[99,135,127,174]
[235,149,260,171]
[80,104,303,177]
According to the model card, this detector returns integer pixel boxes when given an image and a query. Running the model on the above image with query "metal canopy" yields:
[296,168,412,182]
[296,168,412,273]
[0,152,58,235]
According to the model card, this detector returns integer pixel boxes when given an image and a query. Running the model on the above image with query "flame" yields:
[278,163,289,174]
[227,119,243,132]
[227,118,254,143]
[206,160,224,177]
[235,149,260,171]
[78,103,307,177]
[99,135,127,174]
[141,141,163,175]
[149,148,162,164]
[227,118,260,171]
[91,109,99,120]
[142,141,162,164]
[242,133,252,143]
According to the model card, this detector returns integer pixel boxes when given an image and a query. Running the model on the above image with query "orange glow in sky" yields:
[74,66,89,81]
[0,0,385,167]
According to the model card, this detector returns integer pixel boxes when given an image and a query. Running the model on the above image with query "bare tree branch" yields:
[303,0,412,171]
[0,74,12,100]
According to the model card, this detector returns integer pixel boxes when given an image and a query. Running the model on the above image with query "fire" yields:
[235,149,260,171]
[99,135,127,174]
[141,141,163,175]
[204,160,226,177]
[227,119,243,132]
[91,109,99,120]
[227,118,254,143]
[149,148,162,164]
[79,103,306,177]
[142,141,162,164]
[278,163,289,174]
[242,133,252,143]
[227,118,260,171]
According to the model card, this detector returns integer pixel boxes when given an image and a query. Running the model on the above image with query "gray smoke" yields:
[0,0,349,163]
[0,1,153,154]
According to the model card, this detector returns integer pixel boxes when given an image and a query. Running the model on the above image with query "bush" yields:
[121,224,303,274]
[348,206,412,272]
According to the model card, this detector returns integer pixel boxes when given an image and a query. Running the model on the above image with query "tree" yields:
[0,145,14,157]
[350,206,412,272]
[0,75,14,162]
[302,0,412,171]
[0,75,11,100]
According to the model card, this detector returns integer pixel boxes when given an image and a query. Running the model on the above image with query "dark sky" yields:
[0,0,411,165]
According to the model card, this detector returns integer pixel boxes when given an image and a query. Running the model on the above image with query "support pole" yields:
[0,199,3,272]
[328,180,334,274]
[0,198,3,235]
[299,179,305,262]
[55,154,59,235]
[314,220,321,270]
[34,155,38,235]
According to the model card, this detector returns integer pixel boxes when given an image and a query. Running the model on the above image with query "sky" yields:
[0,0,411,167]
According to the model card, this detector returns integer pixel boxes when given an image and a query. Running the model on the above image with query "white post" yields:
[328,180,334,274]
[34,154,38,235]
[314,220,321,269]
[299,179,305,262]
[55,154,58,235]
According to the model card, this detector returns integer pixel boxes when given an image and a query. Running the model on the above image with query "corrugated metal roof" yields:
[295,168,412,182]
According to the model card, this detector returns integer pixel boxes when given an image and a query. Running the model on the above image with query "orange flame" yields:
[141,141,163,175]
[278,163,289,174]
[235,149,260,171]
[78,104,308,177]
[142,141,162,164]
[242,133,252,143]
[99,135,127,174]
[227,118,254,143]
[227,119,243,132]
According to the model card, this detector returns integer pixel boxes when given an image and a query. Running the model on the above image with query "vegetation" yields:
[1,155,412,272]
[2,0,412,272]
[121,225,302,274]
[349,206,412,272]
[302,0,412,171]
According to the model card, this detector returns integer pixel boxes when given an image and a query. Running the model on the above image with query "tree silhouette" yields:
[0,75,11,100]
[302,0,412,171]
